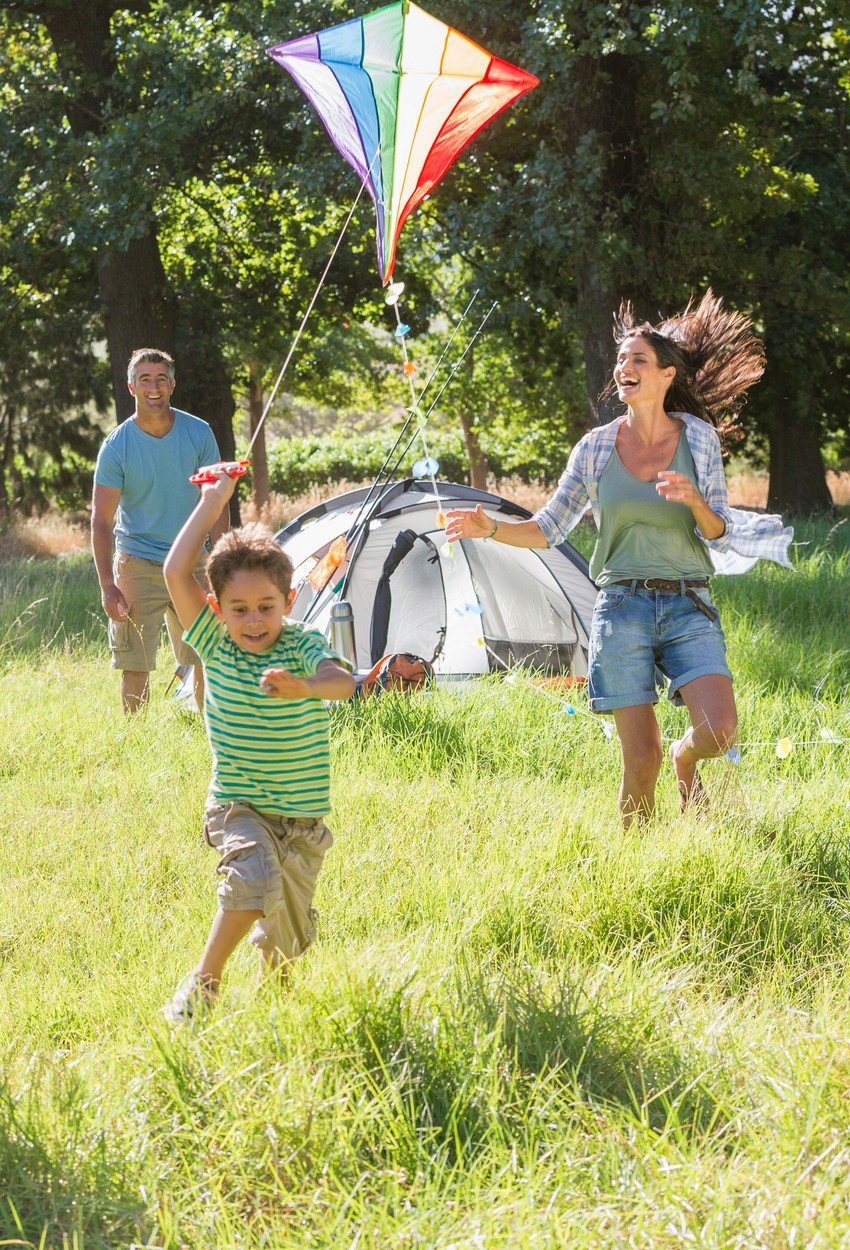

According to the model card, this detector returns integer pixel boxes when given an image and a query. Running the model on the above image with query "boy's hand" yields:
[260,668,311,700]
[200,465,239,505]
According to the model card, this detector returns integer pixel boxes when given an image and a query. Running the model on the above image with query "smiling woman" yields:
[445,291,794,828]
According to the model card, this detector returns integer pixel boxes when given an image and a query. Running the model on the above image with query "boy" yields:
[163,467,355,1022]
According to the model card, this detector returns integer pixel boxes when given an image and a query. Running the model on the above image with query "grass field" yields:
[0,515,848,1248]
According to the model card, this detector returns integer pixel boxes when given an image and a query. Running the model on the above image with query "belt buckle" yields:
[642,578,656,590]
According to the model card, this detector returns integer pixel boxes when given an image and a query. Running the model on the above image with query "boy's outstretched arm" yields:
[164,471,236,633]
[261,659,356,703]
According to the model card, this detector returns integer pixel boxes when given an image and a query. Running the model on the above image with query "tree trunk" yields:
[767,400,833,515]
[175,314,239,526]
[173,311,236,460]
[39,0,235,460]
[457,348,489,487]
[575,259,623,426]
[459,410,489,488]
[247,363,270,510]
[96,239,178,422]
[565,37,650,427]
[0,403,14,517]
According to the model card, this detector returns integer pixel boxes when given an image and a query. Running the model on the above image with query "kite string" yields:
[246,150,381,458]
[383,299,499,483]
[353,299,499,544]
[347,290,481,532]
[389,289,443,507]
[483,643,848,755]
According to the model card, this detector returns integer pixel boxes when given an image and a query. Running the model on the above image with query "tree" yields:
[432,0,850,511]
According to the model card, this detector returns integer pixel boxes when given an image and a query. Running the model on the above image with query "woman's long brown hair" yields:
[606,290,765,446]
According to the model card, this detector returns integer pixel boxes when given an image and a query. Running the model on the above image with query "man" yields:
[91,348,229,713]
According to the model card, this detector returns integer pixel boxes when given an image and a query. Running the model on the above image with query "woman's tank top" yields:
[590,433,714,587]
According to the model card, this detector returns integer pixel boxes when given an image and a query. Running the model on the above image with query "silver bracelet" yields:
[486,515,499,539]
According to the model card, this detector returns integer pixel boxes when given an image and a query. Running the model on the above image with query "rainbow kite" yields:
[267,2,539,285]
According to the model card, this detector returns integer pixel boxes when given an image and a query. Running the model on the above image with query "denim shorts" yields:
[588,582,732,713]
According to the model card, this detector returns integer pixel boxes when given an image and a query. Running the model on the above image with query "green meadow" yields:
[0,518,848,1248]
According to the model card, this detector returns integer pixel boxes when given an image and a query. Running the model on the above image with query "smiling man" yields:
[91,349,229,713]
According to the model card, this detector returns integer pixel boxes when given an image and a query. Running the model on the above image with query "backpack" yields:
[359,651,435,695]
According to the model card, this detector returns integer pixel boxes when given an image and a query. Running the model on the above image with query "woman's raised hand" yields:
[656,470,703,510]
[444,503,493,544]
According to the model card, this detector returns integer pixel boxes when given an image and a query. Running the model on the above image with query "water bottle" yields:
[329,599,357,668]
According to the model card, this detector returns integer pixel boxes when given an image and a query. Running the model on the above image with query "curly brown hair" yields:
[604,290,765,445]
[207,523,294,599]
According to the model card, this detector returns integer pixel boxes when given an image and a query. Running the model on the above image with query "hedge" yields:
[262,426,561,496]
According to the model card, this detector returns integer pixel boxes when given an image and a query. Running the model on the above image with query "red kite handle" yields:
[189,459,250,485]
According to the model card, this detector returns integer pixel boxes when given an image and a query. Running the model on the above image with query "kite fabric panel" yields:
[267,1,539,284]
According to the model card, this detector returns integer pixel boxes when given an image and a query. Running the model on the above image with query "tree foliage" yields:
[1,0,848,515]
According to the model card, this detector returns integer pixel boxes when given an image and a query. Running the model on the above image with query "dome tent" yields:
[275,479,597,680]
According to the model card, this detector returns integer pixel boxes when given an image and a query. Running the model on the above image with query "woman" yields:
[445,292,793,827]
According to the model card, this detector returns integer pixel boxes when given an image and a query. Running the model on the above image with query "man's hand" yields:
[260,668,311,700]
[101,582,130,622]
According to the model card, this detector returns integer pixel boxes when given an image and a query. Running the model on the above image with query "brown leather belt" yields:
[610,578,719,622]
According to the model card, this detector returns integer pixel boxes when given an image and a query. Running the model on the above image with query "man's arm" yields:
[91,484,129,621]
[164,470,236,633]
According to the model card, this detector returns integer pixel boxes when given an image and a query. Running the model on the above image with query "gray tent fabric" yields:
[275,479,597,680]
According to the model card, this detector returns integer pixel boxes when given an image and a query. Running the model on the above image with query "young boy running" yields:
[163,467,355,1022]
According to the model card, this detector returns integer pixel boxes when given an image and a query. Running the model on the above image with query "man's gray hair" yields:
[127,348,175,386]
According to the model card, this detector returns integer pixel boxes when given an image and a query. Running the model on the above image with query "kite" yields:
[267,1,539,285]
[189,3,535,488]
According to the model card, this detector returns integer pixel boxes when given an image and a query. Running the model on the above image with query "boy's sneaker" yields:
[164,972,219,1024]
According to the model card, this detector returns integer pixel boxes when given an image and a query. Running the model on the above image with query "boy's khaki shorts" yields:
[203,801,333,962]
[109,551,202,672]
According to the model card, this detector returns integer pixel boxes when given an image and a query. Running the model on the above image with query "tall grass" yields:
[0,517,848,1247]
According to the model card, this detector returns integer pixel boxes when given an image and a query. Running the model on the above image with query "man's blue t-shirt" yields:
[94,409,220,563]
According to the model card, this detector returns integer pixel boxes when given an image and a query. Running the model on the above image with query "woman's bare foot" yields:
[669,739,705,812]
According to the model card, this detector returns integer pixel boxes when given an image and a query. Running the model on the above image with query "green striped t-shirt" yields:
[185,604,343,817]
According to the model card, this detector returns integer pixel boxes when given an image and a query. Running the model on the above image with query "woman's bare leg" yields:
[670,674,738,809]
[612,704,664,828]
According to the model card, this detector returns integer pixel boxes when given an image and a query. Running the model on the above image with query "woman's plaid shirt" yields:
[533,411,793,575]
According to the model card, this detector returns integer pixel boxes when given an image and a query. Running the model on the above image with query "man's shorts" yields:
[203,801,334,962]
[109,551,202,672]
[588,582,732,713]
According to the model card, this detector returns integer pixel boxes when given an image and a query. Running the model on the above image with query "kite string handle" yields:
[189,459,249,486]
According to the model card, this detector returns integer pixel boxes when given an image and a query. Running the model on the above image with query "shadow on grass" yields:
[0,1065,146,1248]
[322,958,733,1177]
